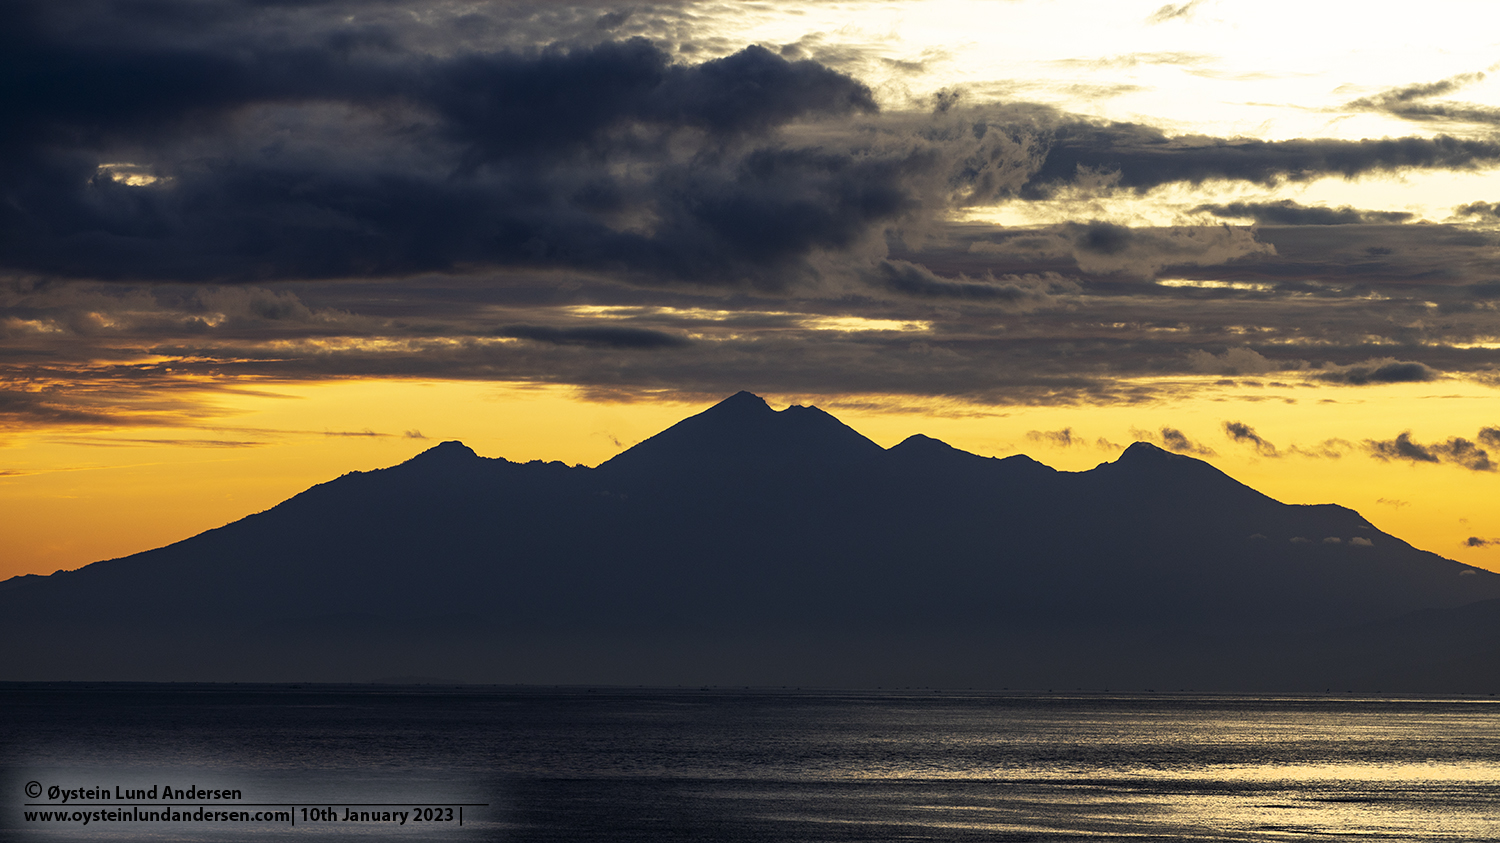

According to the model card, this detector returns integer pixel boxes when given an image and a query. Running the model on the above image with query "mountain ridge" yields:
[2,392,1496,691]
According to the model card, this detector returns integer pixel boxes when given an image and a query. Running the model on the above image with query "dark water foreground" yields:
[2,683,1497,841]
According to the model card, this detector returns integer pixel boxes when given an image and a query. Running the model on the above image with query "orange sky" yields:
[3,378,1496,581]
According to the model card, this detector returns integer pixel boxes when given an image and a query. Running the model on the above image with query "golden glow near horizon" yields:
[3,378,1497,580]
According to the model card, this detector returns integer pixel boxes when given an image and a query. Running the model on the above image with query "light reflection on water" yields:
[2,686,1497,841]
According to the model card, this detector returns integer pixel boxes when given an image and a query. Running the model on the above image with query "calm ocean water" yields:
[2,684,1496,841]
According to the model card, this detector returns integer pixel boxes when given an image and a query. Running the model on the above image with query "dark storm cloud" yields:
[1,2,893,287]
[10,0,1500,424]
[1365,431,1495,472]
[1194,200,1413,226]
[7,0,1500,294]
[1223,421,1278,457]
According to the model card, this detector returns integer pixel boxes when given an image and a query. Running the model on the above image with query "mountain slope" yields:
[2,394,1496,690]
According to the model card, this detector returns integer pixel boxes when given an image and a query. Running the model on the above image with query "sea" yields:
[2,684,1496,841]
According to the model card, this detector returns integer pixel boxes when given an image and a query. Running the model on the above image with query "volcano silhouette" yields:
[3,392,1498,691]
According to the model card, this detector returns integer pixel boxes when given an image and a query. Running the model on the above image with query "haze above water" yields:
[4,686,1496,841]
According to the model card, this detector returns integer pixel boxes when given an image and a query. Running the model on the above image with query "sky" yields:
[4,0,1500,579]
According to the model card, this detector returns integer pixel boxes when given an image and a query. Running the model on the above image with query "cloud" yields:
[1466,536,1498,548]
[1479,427,1500,449]
[7,1,1500,425]
[45,437,266,448]
[1146,1,1205,24]
[1453,201,1500,221]
[872,261,1078,309]
[7,0,1500,297]
[1364,431,1495,472]
[1131,426,1215,456]
[1343,72,1500,127]
[0,6,923,289]
[1286,439,1354,459]
[1223,421,1278,456]
[1026,428,1078,448]
[1188,347,1281,376]
[1194,200,1413,226]
[1051,52,1212,71]
[1064,221,1272,278]
[498,325,691,349]
[1349,537,1373,547]
[1022,124,1500,198]
[1313,359,1439,386]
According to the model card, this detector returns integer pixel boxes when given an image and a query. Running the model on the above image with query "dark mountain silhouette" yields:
[3,391,1498,691]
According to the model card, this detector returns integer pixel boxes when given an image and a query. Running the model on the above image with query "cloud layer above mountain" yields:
[3,0,1500,429]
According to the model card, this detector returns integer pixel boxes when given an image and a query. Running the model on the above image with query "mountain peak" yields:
[1098,439,1273,506]
[405,440,479,464]
[598,391,882,477]
[1118,441,1178,461]
[715,390,774,413]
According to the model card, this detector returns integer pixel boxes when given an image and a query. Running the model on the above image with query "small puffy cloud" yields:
[1026,428,1078,448]
[1479,427,1500,449]
[1160,427,1214,456]
[1364,431,1495,472]
[1290,536,1311,544]
[1286,439,1355,459]
[1350,537,1373,547]
[1366,432,1441,464]
[1146,0,1205,24]
[1313,358,1440,386]
[1322,537,1342,544]
[1453,201,1500,221]
[1131,426,1216,456]
[1464,536,1495,547]
[1223,421,1279,456]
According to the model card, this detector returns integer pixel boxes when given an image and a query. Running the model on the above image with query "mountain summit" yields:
[598,391,884,480]
[3,393,1497,691]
